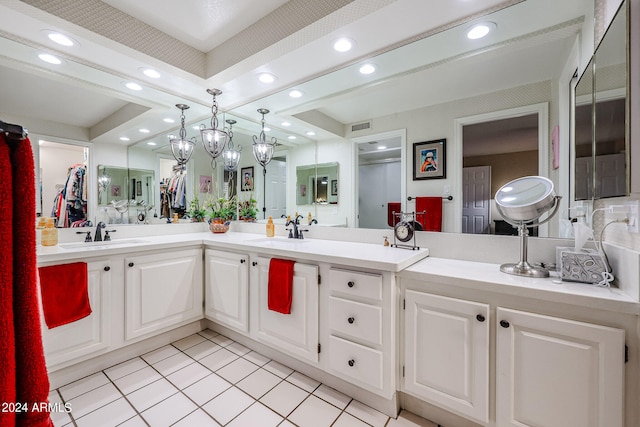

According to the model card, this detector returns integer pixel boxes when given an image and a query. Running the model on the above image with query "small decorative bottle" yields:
[266,216,275,237]
[308,212,313,225]
[41,218,58,246]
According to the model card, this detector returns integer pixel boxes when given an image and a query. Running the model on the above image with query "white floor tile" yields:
[259,380,309,417]
[313,384,351,410]
[210,334,234,347]
[199,347,238,371]
[118,415,148,426]
[166,362,211,389]
[172,333,206,351]
[202,386,254,425]
[278,421,296,427]
[172,409,221,426]
[287,371,320,392]
[48,390,72,426]
[236,368,281,399]
[66,382,121,419]
[333,412,372,427]
[345,400,389,427]
[182,374,231,406]
[141,392,197,427]
[226,341,251,356]
[183,340,222,360]
[59,372,110,401]
[151,352,194,376]
[104,358,148,381]
[288,394,342,427]
[242,350,270,366]
[216,357,259,384]
[74,398,135,427]
[126,378,178,412]
[198,329,219,340]
[112,366,162,394]
[141,345,180,364]
[387,410,439,427]
[227,402,283,427]
[262,360,294,378]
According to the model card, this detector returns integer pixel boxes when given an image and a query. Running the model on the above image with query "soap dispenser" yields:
[41,217,58,246]
[307,212,313,225]
[266,216,275,237]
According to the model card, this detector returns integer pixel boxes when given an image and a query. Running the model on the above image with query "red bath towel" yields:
[39,262,91,329]
[387,202,401,227]
[268,258,296,314]
[415,197,443,232]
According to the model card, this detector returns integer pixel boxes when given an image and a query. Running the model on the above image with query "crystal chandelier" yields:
[223,119,242,171]
[169,104,196,167]
[200,88,229,161]
[252,108,276,168]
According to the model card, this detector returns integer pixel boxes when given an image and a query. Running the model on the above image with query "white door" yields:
[254,257,319,363]
[404,290,489,424]
[596,153,626,198]
[266,159,287,219]
[358,161,401,229]
[496,308,625,427]
[41,259,112,368]
[204,249,249,332]
[462,166,491,234]
[574,156,594,199]
[125,249,203,341]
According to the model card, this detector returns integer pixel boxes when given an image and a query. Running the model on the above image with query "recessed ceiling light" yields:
[466,22,496,40]
[377,146,387,150]
[163,118,175,123]
[192,125,200,130]
[125,82,142,91]
[47,32,75,47]
[258,73,277,84]
[139,128,150,133]
[289,90,303,98]
[119,137,130,141]
[263,127,271,132]
[147,141,157,146]
[141,68,161,78]
[168,134,176,139]
[288,136,296,140]
[333,37,354,52]
[359,64,376,75]
[281,121,291,127]
[305,131,316,136]
[38,53,61,65]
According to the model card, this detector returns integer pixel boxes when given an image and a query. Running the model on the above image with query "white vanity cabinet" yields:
[253,256,319,364]
[204,248,249,332]
[41,258,115,369]
[326,267,394,398]
[495,307,625,427]
[124,248,203,341]
[403,290,489,423]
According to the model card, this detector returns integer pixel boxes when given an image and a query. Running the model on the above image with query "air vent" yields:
[351,121,371,132]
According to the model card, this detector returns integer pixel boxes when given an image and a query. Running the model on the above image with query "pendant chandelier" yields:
[223,119,242,171]
[252,108,277,168]
[169,104,196,167]
[200,88,229,161]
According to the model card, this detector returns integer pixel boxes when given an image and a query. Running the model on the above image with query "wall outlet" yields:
[443,185,450,196]
[625,200,639,233]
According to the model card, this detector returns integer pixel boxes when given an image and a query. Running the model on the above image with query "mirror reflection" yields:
[97,165,155,224]
[295,162,339,206]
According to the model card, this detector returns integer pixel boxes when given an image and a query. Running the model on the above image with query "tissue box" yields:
[556,247,607,284]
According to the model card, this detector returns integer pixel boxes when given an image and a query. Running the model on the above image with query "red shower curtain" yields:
[0,133,52,427]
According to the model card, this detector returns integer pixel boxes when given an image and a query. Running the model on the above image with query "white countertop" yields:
[400,257,640,315]
[37,231,429,272]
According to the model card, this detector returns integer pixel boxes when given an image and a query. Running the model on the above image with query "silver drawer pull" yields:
[347,317,355,324]
[348,359,355,367]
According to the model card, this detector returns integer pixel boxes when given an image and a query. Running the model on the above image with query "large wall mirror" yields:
[97,165,155,224]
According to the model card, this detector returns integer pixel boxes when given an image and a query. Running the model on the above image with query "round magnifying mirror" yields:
[495,176,561,278]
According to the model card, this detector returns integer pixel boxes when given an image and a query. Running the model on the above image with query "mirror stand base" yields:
[500,261,549,278]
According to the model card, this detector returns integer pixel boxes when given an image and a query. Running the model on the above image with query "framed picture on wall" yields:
[111,185,121,197]
[136,180,142,196]
[413,139,446,180]
[331,180,338,196]
[241,166,254,191]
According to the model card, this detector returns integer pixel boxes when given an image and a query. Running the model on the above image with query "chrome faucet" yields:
[94,221,106,242]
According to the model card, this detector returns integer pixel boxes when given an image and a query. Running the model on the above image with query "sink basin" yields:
[247,237,311,248]
[58,239,150,250]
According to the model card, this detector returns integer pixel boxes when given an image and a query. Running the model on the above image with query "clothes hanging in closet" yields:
[52,164,87,227]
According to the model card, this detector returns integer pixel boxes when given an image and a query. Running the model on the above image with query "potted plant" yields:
[238,197,258,222]
[188,197,207,222]
[207,196,237,224]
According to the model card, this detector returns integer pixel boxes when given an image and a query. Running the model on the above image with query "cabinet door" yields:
[404,290,489,424]
[125,248,203,341]
[496,308,625,427]
[42,259,112,368]
[255,257,318,363]
[204,249,248,332]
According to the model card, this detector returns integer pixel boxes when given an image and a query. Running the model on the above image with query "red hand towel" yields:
[39,262,92,329]
[268,258,295,314]
[387,202,401,227]
[415,197,443,232]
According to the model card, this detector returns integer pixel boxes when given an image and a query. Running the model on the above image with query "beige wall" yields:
[464,150,538,198]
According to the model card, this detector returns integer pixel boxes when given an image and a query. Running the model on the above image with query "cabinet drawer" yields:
[329,268,382,301]
[328,296,382,345]
[328,335,383,390]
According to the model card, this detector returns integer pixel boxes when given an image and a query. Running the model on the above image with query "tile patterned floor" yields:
[49,329,438,427]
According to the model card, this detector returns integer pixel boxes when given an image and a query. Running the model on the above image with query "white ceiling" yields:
[0,0,590,151]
